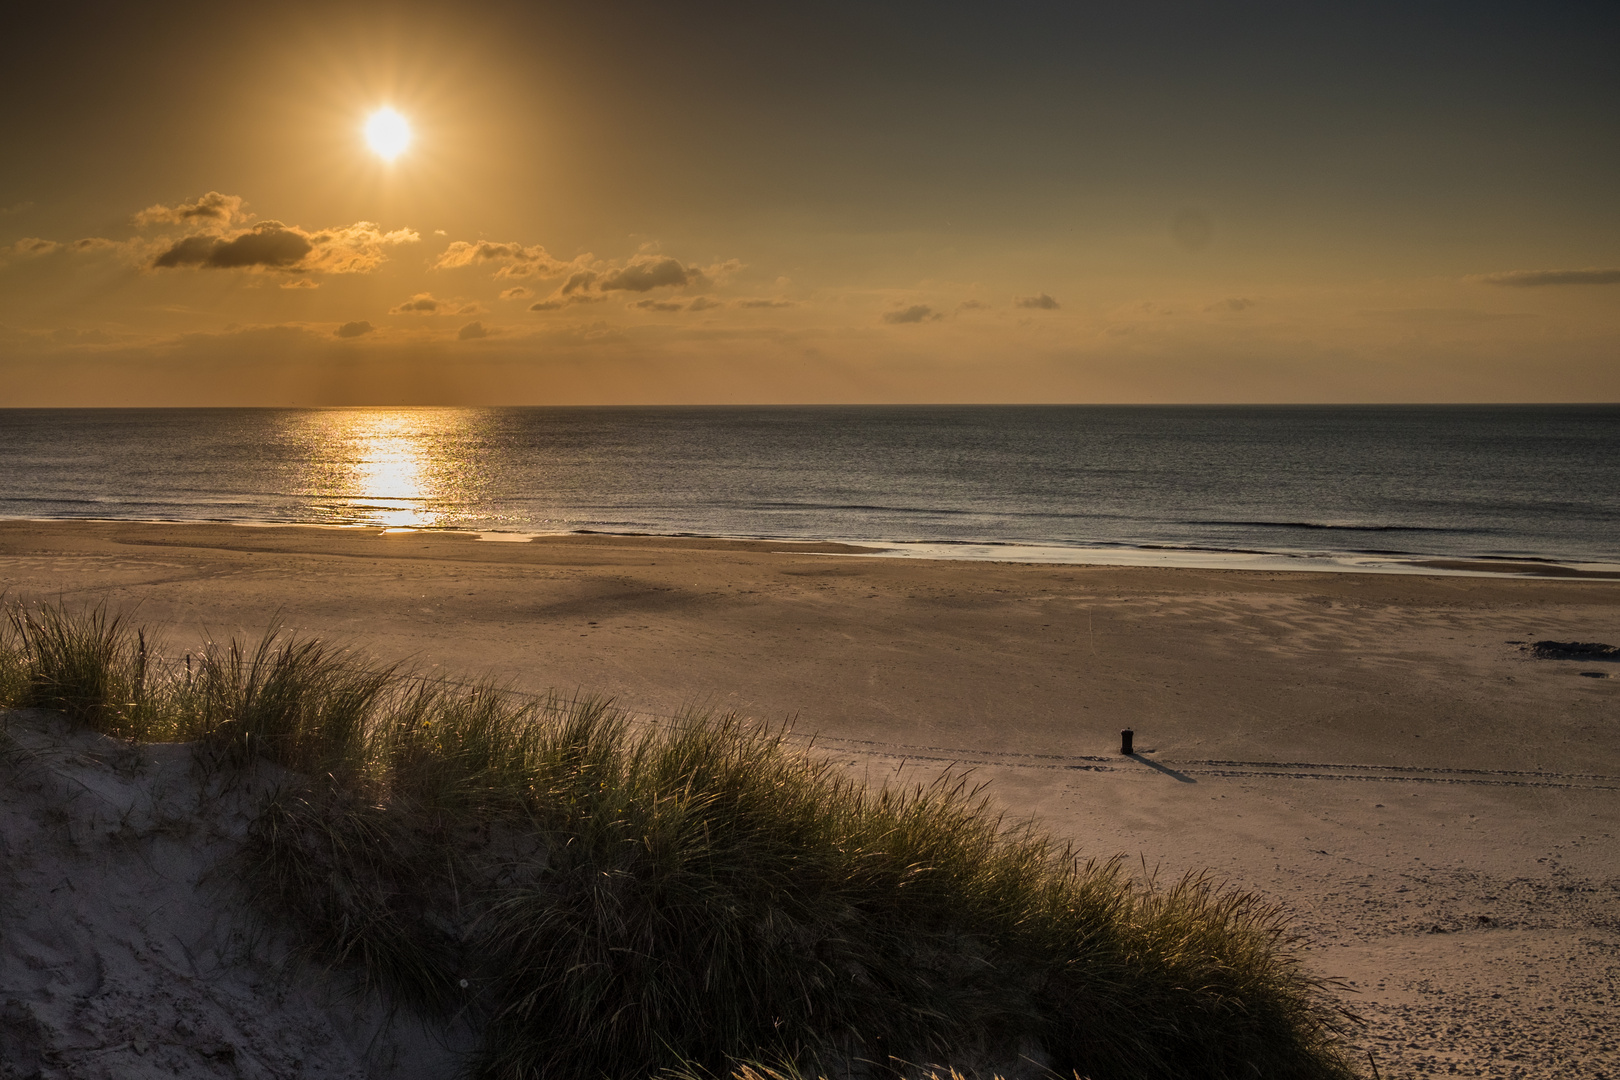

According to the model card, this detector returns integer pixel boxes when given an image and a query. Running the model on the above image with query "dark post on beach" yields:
[1120,728,1134,755]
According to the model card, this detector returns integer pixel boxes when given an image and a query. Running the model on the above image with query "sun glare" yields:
[363,107,412,161]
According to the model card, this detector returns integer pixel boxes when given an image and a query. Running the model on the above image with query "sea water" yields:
[1,405,1616,571]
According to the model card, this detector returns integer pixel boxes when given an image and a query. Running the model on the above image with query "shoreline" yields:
[6,514,1620,580]
[2,518,1617,1078]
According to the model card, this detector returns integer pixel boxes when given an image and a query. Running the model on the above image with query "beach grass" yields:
[0,599,1365,1080]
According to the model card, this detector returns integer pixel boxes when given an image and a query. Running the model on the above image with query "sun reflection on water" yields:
[289,409,489,529]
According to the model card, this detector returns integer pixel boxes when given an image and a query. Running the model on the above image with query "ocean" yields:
[1,405,1616,573]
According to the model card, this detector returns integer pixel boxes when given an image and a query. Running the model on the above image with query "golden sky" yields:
[2,0,1617,405]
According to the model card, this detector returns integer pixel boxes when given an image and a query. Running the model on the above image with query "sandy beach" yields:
[2,520,1616,1078]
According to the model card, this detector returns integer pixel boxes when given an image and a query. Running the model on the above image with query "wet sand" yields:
[2,520,1617,1077]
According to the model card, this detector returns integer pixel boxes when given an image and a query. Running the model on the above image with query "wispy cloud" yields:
[1473,268,1620,287]
[882,305,942,324]
[630,296,726,313]
[434,240,573,280]
[333,320,374,338]
[1207,297,1255,312]
[1014,293,1059,310]
[389,292,481,315]
[4,238,61,258]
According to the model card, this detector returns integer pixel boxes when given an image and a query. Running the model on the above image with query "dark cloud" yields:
[1208,297,1255,311]
[632,299,688,312]
[560,270,599,295]
[686,297,723,311]
[499,286,533,300]
[1014,293,1059,310]
[883,305,941,324]
[736,298,795,308]
[1475,268,1620,287]
[529,300,564,311]
[542,256,738,306]
[135,191,244,228]
[957,299,988,310]
[457,320,489,340]
[1170,209,1212,252]
[154,223,311,269]
[334,320,374,338]
[597,256,695,293]
[151,220,417,274]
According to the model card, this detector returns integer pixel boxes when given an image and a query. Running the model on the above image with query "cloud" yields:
[499,286,533,300]
[628,296,723,313]
[736,298,795,308]
[529,293,603,311]
[579,255,740,294]
[598,256,697,293]
[882,305,941,324]
[1,236,121,264]
[134,191,246,228]
[151,220,418,275]
[533,254,739,307]
[457,321,489,340]
[392,293,442,313]
[1014,293,1059,310]
[1474,268,1620,287]
[434,239,573,280]
[281,278,319,290]
[957,300,988,310]
[1207,297,1255,312]
[559,270,598,295]
[334,320,374,338]
[389,293,481,316]
[153,226,309,269]
[5,237,60,258]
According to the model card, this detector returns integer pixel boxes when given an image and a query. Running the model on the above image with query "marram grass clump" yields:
[0,600,1364,1080]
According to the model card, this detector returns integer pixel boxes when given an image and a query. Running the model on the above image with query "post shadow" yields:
[1127,753,1197,783]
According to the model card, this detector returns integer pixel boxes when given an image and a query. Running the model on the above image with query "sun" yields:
[363,108,412,161]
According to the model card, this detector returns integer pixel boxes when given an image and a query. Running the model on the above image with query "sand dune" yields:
[1,520,1616,1078]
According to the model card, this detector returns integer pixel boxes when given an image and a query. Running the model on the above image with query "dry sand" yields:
[1,520,1616,1078]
